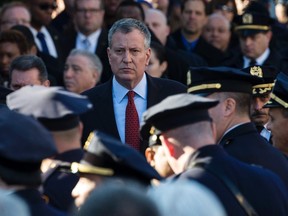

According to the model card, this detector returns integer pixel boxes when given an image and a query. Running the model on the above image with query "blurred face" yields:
[104,0,122,15]
[29,0,57,27]
[0,42,21,77]
[214,2,235,22]
[267,108,288,155]
[72,175,102,208]
[117,6,143,21]
[64,55,99,94]
[250,94,270,126]
[74,0,104,36]
[10,68,48,90]
[202,15,231,52]
[107,29,151,89]
[0,6,31,32]
[147,48,167,78]
[239,31,272,59]
[181,0,207,36]
[275,4,288,24]
[145,10,170,45]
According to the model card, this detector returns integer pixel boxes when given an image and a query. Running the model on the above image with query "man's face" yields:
[250,94,270,126]
[116,6,143,21]
[0,6,31,32]
[239,31,272,59]
[202,15,231,52]
[10,68,44,90]
[64,55,99,94]
[74,0,104,36]
[267,108,288,155]
[29,0,57,26]
[72,175,102,208]
[181,0,207,36]
[145,10,170,45]
[107,29,151,89]
[0,42,21,77]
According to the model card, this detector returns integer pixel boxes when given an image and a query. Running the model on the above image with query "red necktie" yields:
[125,91,140,150]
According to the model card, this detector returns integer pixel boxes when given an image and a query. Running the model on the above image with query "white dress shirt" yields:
[243,48,270,68]
[76,29,101,53]
[112,74,147,143]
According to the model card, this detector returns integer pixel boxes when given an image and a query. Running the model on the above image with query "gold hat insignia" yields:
[250,66,263,78]
[243,13,253,24]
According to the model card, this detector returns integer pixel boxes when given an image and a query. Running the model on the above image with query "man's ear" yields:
[145,147,155,167]
[224,97,236,117]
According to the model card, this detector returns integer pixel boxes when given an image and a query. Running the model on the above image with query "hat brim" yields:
[237,29,268,37]
[263,99,282,108]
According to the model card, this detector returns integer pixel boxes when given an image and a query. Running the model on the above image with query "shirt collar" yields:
[78,29,101,43]
[243,48,270,66]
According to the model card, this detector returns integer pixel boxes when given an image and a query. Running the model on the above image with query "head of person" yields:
[9,55,50,90]
[24,0,58,29]
[6,85,93,153]
[148,180,226,216]
[143,127,174,177]
[275,0,288,24]
[141,93,219,174]
[146,42,168,78]
[187,66,261,142]
[0,30,30,79]
[0,107,57,189]
[107,18,151,90]
[116,0,145,21]
[145,8,170,45]
[241,65,278,127]
[180,0,209,38]
[64,49,103,94]
[0,2,31,32]
[74,0,105,36]
[61,130,162,208]
[234,6,273,60]
[264,72,288,155]
[202,13,231,52]
[211,0,237,22]
[77,183,160,216]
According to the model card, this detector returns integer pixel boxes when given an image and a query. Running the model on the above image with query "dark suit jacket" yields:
[175,145,288,216]
[219,122,288,190]
[61,27,112,83]
[81,74,187,153]
[169,29,225,66]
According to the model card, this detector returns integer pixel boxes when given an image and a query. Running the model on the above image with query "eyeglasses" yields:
[76,8,103,14]
[216,5,234,12]
[38,2,58,11]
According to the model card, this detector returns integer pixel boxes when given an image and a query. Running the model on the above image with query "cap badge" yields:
[243,13,253,24]
[250,66,263,78]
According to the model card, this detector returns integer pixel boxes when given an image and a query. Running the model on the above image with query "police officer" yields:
[7,85,92,211]
[0,107,66,216]
[142,93,288,216]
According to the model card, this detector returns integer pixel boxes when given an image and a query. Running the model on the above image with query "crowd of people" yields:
[1,0,288,215]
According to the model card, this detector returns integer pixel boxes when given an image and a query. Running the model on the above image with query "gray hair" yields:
[108,18,151,49]
[68,49,103,76]
[9,55,48,82]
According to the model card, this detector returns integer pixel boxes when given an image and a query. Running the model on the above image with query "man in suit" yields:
[187,66,288,190]
[81,18,186,153]
[265,72,288,157]
[142,93,288,216]
[62,0,111,83]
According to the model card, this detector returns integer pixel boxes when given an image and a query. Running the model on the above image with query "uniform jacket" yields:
[175,145,288,216]
[81,74,187,153]
[219,122,288,190]
[14,189,66,216]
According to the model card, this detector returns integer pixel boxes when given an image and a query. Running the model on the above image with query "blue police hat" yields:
[0,107,57,186]
[187,66,262,95]
[7,85,93,131]
[241,65,278,96]
[63,131,162,185]
[141,93,219,133]
[264,72,288,108]
[0,86,13,104]
[234,12,272,37]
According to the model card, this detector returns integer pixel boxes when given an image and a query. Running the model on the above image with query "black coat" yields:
[81,74,187,153]
[175,145,288,216]
[219,122,288,190]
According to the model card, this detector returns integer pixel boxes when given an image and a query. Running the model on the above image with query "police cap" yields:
[241,65,278,96]
[0,107,57,186]
[187,66,261,95]
[64,131,162,185]
[141,93,218,133]
[7,85,93,131]
[264,72,288,108]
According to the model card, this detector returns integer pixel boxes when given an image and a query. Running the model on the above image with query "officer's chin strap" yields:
[190,160,259,216]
